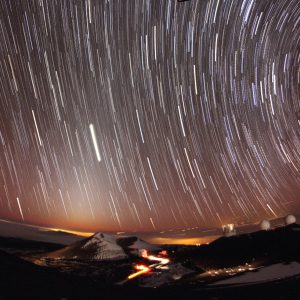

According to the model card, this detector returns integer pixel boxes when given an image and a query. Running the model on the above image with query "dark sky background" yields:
[0,0,299,232]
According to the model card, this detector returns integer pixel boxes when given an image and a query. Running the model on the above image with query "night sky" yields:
[0,0,299,232]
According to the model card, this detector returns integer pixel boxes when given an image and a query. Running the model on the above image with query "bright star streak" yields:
[89,123,101,162]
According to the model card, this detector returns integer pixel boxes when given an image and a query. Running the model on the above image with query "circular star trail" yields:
[0,0,299,232]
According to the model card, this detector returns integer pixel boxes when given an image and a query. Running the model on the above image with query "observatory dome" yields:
[260,220,271,231]
[285,215,296,225]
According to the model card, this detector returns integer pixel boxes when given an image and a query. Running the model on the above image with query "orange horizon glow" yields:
[45,228,220,245]
[147,235,220,245]
[43,227,94,237]
[0,217,220,245]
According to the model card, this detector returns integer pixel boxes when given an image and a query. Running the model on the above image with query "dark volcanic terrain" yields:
[0,224,300,299]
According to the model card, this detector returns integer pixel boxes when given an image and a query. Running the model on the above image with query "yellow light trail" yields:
[148,255,169,265]
[128,265,150,280]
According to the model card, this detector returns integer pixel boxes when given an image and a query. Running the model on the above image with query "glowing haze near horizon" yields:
[0,0,299,232]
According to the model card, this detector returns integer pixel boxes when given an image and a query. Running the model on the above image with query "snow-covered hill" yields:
[46,233,160,261]
[128,238,159,251]
[46,233,127,260]
[117,235,160,255]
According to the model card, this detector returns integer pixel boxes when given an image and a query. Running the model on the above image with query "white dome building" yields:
[222,224,236,237]
[260,219,271,231]
[285,214,296,225]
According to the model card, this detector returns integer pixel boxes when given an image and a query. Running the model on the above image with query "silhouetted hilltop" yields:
[0,236,63,255]
[179,224,300,269]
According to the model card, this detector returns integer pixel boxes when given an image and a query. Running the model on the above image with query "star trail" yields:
[0,0,299,232]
